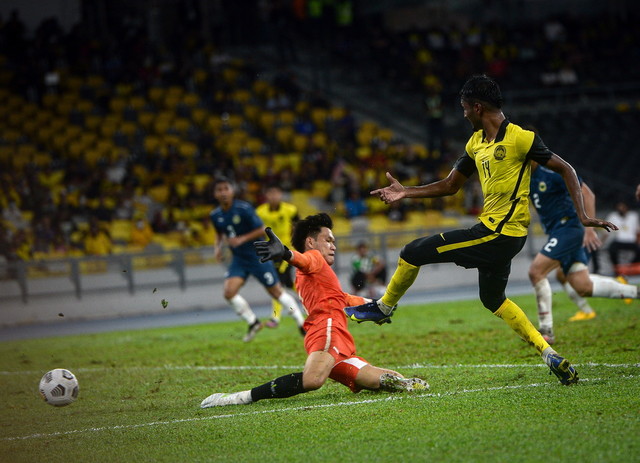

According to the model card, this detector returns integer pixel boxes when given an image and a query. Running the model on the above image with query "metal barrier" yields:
[0,227,541,303]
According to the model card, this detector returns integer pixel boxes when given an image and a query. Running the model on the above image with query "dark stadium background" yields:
[1,0,638,334]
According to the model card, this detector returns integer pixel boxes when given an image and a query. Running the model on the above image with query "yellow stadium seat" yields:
[245,137,263,154]
[378,128,394,142]
[295,100,309,115]
[243,105,260,123]
[75,99,94,114]
[311,132,327,149]
[279,110,296,125]
[259,111,276,133]
[164,94,181,110]
[85,114,102,130]
[109,97,127,113]
[205,115,223,134]
[291,134,309,152]
[311,180,332,199]
[275,125,294,149]
[129,95,147,110]
[178,141,198,157]
[144,135,161,154]
[173,117,192,134]
[149,184,170,203]
[138,111,155,130]
[191,107,208,125]
[329,106,346,120]
[183,92,200,107]
[148,87,165,104]
[310,108,328,129]
[252,79,270,97]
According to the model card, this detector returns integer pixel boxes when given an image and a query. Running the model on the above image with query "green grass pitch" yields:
[1,294,639,462]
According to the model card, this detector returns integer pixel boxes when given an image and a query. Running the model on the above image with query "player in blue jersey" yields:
[529,162,638,343]
[210,177,306,342]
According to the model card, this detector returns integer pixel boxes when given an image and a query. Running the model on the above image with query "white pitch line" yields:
[3,374,639,442]
[1,362,639,376]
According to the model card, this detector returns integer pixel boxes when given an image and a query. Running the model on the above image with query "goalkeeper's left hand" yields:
[254,227,292,263]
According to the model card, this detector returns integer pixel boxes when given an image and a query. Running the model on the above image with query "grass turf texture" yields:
[1,294,638,463]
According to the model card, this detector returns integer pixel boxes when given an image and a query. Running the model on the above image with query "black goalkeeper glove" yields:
[254,227,292,263]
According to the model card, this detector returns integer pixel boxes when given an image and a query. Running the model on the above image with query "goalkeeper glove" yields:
[254,227,292,263]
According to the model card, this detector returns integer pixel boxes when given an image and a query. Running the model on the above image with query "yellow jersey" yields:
[255,201,299,247]
[456,120,552,237]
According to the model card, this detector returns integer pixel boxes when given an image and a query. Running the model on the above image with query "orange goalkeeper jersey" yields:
[289,249,365,329]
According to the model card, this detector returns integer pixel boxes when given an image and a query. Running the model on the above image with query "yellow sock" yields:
[494,298,550,355]
[271,300,282,321]
[380,257,420,308]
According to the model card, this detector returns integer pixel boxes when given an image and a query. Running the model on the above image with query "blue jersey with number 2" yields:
[530,165,588,273]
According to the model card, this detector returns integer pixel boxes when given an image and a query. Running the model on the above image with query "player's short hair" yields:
[264,183,282,192]
[292,213,333,252]
[460,74,503,109]
[213,176,234,188]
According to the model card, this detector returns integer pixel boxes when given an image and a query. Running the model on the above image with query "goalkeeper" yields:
[200,213,428,407]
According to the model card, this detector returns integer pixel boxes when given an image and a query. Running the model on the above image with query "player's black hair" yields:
[291,213,333,253]
[460,74,504,109]
[213,176,234,188]
[264,182,282,191]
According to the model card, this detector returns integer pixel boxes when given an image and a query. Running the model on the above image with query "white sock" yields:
[542,346,557,365]
[533,279,553,330]
[591,275,638,299]
[228,294,257,325]
[236,390,253,404]
[278,291,306,327]
[562,282,594,314]
[376,299,394,315]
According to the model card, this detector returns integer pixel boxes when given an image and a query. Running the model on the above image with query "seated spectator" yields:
[84,220,112,256]
[130,217,155,248]
[350,241,387,299]
[605,200,640,275]
[344,189,367,219]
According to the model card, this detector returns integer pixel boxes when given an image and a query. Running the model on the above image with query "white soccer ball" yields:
[39,369,79,406]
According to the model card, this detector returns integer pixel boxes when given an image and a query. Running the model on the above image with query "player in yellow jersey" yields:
[346,74,618,385]
[256,184,306,335]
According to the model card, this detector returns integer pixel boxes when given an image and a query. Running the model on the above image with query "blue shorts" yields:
[540,223,588,274]
[225,255,279,287]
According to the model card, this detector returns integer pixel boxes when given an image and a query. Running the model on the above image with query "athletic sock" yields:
[228,294,257,325]
[562,282,594,314]
[494,298,550,355]
[533,278,554,330]
[380,257,420,313]
[271,300,282,322]
[590,274,638,299]
[278,291,305,327]
[250,372,305,402]
[541,346,558,365]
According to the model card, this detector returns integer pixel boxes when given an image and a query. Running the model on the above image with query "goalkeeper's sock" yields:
[562,282,594,313]
[379,257,420,313]
[533,278,554,330]
[494,298,550,355]
[228,294,257,325]
[250,372,305,402]
[590,274,638,299]
[277,291,305,327]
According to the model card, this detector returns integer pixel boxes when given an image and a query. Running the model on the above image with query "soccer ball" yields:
[39,369,79,406]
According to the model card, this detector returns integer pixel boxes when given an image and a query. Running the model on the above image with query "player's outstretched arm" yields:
[545,154,618,232]
[254,227,293,263]
[371,170,467,204]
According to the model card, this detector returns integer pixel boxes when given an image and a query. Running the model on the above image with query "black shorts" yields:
[399,223,527,311]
